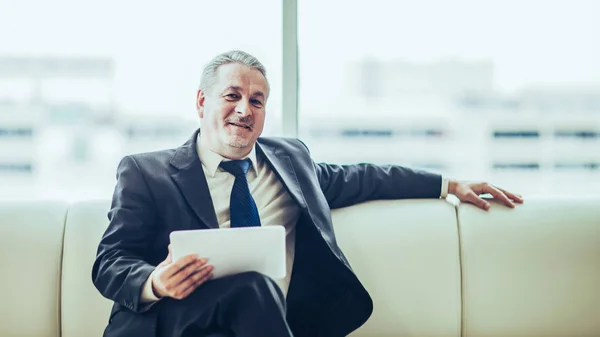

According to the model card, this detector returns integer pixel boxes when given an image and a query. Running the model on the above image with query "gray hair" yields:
[199,50,269,97]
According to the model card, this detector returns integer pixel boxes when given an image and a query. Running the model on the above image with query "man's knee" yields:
[231,271,284,302]
[234,271,275,285]
[163,271,284,311]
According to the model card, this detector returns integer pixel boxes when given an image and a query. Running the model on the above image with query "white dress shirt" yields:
[141,136,450,303]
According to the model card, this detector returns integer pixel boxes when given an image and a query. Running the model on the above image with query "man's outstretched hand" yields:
[448,180,524,210]
[151,244,214,300]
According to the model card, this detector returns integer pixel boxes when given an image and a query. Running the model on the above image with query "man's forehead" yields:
[214,64,267,92]
[217,64,266,83]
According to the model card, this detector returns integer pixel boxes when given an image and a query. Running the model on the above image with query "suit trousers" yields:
[156,271,294,337]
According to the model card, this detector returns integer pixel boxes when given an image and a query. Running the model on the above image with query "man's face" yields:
[197,63,267,157]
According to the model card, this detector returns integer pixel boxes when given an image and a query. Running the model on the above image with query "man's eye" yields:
[251,99,263,106]
[225,94,239,100]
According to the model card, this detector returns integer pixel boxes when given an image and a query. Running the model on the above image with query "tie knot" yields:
[220,159,251,177]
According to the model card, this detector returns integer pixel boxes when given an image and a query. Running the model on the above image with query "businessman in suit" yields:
[92,50,523,337]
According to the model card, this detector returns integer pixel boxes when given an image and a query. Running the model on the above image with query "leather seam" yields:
[454,202,466,337]
[58,204,69,337]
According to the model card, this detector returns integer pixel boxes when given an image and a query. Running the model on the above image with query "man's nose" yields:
[235,101,252,116]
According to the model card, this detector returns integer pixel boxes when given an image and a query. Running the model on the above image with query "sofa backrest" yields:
[1,196,599,337]
[0,200,67,337]
[60,200,113,337]
[459,196,600,337]
[334,200,462,337]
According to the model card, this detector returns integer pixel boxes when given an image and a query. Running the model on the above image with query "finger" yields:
[169,258,208,288]
[167,257,208,288]
[162,254,201,279]
[486,185,515,208]
[498,188,524,203]
[171,266,212,299]
[466,191,490,210]
[178,268,213,299]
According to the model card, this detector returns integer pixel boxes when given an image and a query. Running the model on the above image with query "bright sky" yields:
[0,0,598,115]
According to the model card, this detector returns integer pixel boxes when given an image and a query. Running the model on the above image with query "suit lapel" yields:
[169,132,308,228]
[257,141,308,209]
[170,130,219,229]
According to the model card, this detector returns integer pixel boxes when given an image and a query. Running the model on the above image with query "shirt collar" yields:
[196,133,258,177]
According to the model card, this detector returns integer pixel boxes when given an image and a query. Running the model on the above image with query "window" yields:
[2,1,599,199]
[0,0,282,200]
[298,0,600,195]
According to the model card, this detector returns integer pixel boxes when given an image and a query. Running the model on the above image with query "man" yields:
[92,50,523,337]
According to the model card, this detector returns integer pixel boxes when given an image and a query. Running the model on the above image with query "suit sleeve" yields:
[313,161,443,210]
[91,155,158,313]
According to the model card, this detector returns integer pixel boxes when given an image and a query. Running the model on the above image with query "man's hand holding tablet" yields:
[150,244,214,300]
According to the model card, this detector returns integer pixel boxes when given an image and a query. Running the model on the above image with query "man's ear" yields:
[196,89,206,118]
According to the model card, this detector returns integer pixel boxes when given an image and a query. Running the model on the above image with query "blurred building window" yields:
[493,163,541,171]
[340,129,393,138]
[555,162,599,171]
[0,127,33,137]
[493,131,540,139]
[555,130,599,139]
[0,163,33,173]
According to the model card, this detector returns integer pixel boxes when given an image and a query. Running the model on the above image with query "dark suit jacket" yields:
[92,130,442,337]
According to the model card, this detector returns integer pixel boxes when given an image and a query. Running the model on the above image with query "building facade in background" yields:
[1,57,599,200]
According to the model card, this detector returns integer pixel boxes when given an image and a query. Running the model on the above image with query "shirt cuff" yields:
[140,269,161,303]
[440,177,450,198]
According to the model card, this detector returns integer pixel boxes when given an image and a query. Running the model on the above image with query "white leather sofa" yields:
[1,196,599,337]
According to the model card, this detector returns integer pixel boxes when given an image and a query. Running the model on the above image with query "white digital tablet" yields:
[169,226,286,280]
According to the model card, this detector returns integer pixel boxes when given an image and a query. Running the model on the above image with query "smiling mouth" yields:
[228,122,252,130]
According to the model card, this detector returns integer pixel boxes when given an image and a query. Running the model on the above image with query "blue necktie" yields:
[219,159,261,228]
